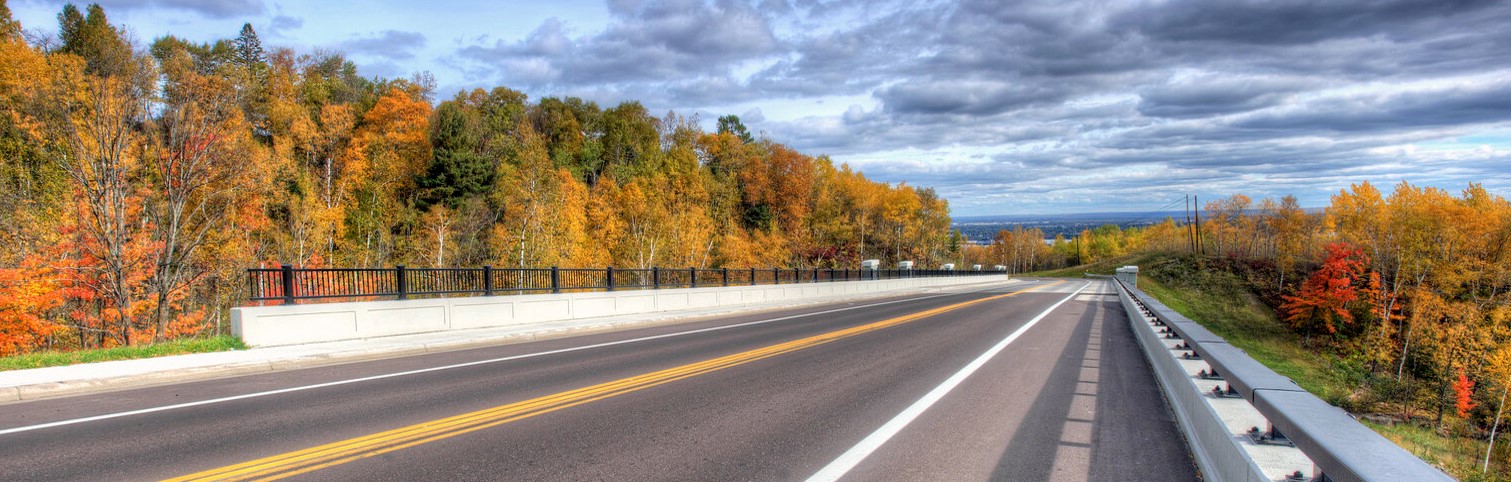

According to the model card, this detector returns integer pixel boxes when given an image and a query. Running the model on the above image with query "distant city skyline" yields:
[11,0,1510,216]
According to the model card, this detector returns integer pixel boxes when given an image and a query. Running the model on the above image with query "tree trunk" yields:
[1485,381,1508,474]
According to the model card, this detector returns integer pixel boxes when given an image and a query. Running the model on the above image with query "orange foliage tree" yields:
[1281,242,1377,338]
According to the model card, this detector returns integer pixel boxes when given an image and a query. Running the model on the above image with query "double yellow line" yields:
[169,283,1055,481]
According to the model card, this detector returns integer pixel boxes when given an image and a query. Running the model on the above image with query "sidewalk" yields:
[0,278,1016,403]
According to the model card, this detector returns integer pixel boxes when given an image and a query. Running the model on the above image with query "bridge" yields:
[0,271,1448,480]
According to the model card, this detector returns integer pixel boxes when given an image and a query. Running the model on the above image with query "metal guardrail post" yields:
[606,266,615,291]
[483,266,493,296]
[690,267,697,288]
[551,266,561,293]
[653,267,660,289]
[749,267,756,286]
[722,267,729,286]
[774,267,780,284]
[395,265,408,300]
[281,264,296,305]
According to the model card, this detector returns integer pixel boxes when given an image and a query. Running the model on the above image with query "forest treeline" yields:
[0,3,956,354]
[985,181,1510,455]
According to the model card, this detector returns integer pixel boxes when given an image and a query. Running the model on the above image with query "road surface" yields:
[0,278,1194,481]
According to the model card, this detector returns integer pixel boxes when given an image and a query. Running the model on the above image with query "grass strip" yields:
[0,336,247,371]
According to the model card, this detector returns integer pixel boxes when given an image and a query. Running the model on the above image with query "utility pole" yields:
[1194,195,1203,255]
[1185,194,1194,254]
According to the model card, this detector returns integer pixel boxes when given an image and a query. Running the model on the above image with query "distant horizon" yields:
[951,206,1326,221]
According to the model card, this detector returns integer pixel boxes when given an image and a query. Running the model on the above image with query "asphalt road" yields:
[0,278,1195,481]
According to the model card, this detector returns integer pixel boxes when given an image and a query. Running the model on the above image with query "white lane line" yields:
[0,280,1034,437]
[806,281,1091,482]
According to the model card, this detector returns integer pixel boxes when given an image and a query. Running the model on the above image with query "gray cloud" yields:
[1233,79,1511,133]
[1137,74,1314,119]
[94,0,265,19]
[1109,0,1497,46]
[445,0,1511,214]
[341,30,427,61]
[878,78,1067,116]
[264,13,302,40]
[457,0,777,97]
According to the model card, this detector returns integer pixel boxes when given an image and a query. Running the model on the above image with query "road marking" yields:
[0,281,1033,437]
[165,282,1061,481]
[806,281,1090,482]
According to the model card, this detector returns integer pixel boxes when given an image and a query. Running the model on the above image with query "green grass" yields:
[0,336,247,371]
[1026,253,1356,401]
[1368,421,1499,481]
[1023,253,1162,278]
[1135,269,1358,405]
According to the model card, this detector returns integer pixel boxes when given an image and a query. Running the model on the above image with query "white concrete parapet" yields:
[232,276,990,347]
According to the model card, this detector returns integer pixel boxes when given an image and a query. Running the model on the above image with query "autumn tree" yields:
[1281,242,1378,339]
[492,123,589,268]
[0,1,968,355]
[143,40,253,341]
[46,7,162,346]
[597,101,658,183]
[0,252,69,355]
[339,85,431,266]
[0,3,65,264]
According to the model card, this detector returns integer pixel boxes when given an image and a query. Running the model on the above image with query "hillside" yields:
[1051,253,1504,479]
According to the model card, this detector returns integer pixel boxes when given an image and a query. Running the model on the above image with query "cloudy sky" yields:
[11,0,1511,216]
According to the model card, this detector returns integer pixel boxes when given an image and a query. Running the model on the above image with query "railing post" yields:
[774,267,780,284]
[653,267,660,289]
[750,267,755,286]
[606,266,615,292]
[395,265,408,300]
[690,267,697,288]
[551,266,561,293]
[722,267,729,286]
[281,264,296,305]
[483,265,493,296]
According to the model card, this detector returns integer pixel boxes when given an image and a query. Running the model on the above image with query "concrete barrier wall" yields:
[232,276,994,347]
[1115,282,1271,482]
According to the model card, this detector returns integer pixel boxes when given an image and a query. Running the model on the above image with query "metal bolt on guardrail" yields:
[1249,425,1296,447]
[1210,384,1241,398]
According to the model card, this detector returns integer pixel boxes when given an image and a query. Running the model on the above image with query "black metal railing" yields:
[247,265,1000,305]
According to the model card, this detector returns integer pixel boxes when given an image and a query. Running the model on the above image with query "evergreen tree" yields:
[233,22,265,66]
[58,3,132,77]
[417,100,493,210]
[717,114,753,144]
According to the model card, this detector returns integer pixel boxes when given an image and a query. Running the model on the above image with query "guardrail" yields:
[1109,275,1450,481]
[247,265,994,305]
